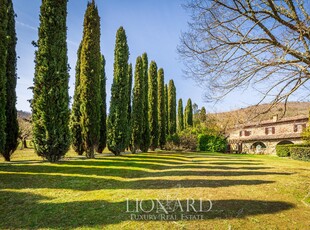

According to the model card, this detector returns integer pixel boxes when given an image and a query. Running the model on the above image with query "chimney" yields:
[273,115,278,122]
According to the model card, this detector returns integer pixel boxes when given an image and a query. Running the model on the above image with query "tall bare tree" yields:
[179,0,310,113]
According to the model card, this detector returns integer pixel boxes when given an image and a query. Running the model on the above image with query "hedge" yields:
[276,144,294,157]
[290,147,310,161]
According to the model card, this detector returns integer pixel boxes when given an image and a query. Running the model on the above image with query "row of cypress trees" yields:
[2,0,194,162]
[0,0,19,162]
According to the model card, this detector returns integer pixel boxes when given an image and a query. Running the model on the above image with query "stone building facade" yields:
[227,115,308,154]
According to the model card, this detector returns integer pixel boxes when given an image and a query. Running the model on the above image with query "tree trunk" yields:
[4,154,11,161]
[86,147,95,159]
[23,139,27,148]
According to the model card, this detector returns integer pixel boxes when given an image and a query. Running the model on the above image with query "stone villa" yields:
[227,115,308,154]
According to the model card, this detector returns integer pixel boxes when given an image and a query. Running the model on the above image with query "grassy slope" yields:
[0,149,309,229]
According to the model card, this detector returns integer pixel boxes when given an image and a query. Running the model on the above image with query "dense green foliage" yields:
[140,53,150,152]
[157,68,166,149]
[276,144,292,157]
[276,144,310,160]
[148,61,159,150]
[79,1,101,158]
[177,98,184,132]
[290,146,310,161]
[32,0,70,162]
[96,55,107,153]
[199,106,207,123]
[185,98,193,127]
[126,63,133,150]
[197,134,208,151]
[107,27,129,155]
[0,0,8,157]
[164,84,168,135]
[3,0,18,161]
[198,134,227,152]
[168,80,176,135]
[70,44,84,155]
[131,56,144,153]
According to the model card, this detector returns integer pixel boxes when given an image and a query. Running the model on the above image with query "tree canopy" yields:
[179,0,310,111]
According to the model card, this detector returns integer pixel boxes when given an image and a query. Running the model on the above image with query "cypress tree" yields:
[148,61,159,151]
[107,27,129,155]
[79,1,101,159]
[131,56,144,153]
[200,106,207,123]
[96,55,107,153]
[3,0,18,161]
[0,0,8,157]
[184,105,187,129]
[157,68,166,149]
[140,52,150,152]
[126,63,133,150]
[164,84,168,135]
[177,98,184,132]
[70,44,84,155]
[32,0,70,162]
[168,80,176,135]
[185,98,193,127]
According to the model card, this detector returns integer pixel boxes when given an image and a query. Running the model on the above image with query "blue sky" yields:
[13,0,260,113]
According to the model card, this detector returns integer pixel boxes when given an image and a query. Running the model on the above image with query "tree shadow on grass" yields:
[0,163,288,180]
[0,190,295,229]
[0,172,276,191]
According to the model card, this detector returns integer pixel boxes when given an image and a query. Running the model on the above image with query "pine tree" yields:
[140,52,150,152]
[168,80,176,135]
[32,0,70,162]
[158,68,166,149]
[148,61,158,151]
[0,0,8,157]
[107,27,129,155]
[177,98,184,132]
[3,0,18,161]
[70,44,84,155]
[79,1,101,159]
[185,98,193,127]
[126,63,133,150]
[164,84,168,135]
[131,56,144,153]
[96,55,107,153]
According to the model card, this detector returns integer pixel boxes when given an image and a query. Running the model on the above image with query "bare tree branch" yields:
[179,0,310,115]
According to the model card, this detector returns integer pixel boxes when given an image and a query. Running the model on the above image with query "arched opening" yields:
[251,142,266,154]
[277,140,294,146]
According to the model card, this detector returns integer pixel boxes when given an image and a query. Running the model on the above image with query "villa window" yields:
[244,130,251,136]
[265,127,275,135]
[240,130,251,137]
[294,124,307,132]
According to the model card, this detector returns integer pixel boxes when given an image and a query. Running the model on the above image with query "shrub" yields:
[208,135,227,152]
[179,132,197,151]
[198,134,208,151]
[290,146,310,161]
[276,144,293,157]
[198,134,227,152]
[165,134,180,151]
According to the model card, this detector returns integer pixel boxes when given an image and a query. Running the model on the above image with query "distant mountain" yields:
[17,110,31,120]
[208,102,310,131]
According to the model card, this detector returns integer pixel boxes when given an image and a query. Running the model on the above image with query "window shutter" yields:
[265,128,268,135]
[293,125,297,132]
[272,127,275,134]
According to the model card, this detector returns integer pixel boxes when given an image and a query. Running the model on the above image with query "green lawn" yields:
[0,149,309,229]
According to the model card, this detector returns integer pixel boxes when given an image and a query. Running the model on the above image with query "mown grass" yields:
[0,149,309,229]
